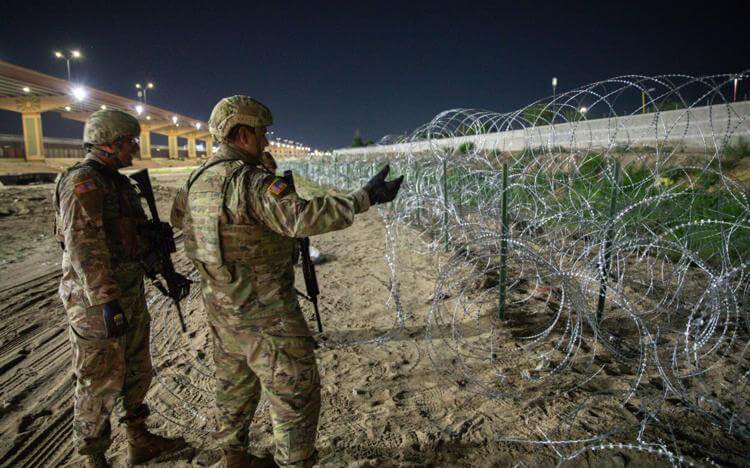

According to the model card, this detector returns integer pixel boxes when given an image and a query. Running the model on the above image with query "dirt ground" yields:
[0,168,747,467]
[0,157,199,176]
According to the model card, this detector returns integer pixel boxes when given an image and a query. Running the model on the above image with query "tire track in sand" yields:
[0,266,75,468]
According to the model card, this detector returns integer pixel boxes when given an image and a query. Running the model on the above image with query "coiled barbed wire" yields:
[147,73,749,464]
[283,73,750,463]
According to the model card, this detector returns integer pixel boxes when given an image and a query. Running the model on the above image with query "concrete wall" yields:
[334,102,750,159]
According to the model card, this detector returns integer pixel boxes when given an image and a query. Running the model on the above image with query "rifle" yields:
[130,169,191,333]
[284,170,324,333]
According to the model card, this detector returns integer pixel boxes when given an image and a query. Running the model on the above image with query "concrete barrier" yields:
[334,102,750,159]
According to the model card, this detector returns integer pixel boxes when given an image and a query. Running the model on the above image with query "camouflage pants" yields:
[210,319,320,466]
[64,282,152,455]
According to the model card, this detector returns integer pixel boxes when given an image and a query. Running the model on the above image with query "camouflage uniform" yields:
[54,151,153,454]
[171,111,370,464]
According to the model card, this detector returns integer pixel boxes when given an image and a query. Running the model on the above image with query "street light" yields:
[135,82,155,103]
[135,104,144,115]
[71,86,87,102]
[579,106,588,117]
[53,49,82,81]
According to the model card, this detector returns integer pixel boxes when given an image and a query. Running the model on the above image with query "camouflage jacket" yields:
[171,144,370,335]
[54,153,148,307]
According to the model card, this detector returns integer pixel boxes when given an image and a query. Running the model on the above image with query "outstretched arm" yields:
[247,172,371,238]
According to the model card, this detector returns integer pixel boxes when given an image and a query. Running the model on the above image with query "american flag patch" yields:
[267,178,288,197]
[74,179,98,195]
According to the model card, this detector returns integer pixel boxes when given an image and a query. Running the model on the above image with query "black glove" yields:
[165,271,191,302]
[103,300,128,338]
[363,165,404,205]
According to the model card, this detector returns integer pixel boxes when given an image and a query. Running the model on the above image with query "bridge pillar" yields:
[139,130,151,159]
[187,136,197,159]
[204,136,214,157]
[168,134,179,159]
[138,120,171,159]
[1,96,75,162]
[21,113,45,161]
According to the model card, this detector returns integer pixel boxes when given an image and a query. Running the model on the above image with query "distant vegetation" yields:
[457,142,475,154]
[521,102,586,124]
[521,103,554,124]
[724,136,750,160]
[352,129,374,148]
[432,151,749,265]
[651,100,686,112]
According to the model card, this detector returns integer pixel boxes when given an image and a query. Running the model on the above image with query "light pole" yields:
[733,78,739,102]
[641,87,656,114]
[552,77,558,103]
[53,49,82,81]
[551,77,558,119]
[135,82,155,104]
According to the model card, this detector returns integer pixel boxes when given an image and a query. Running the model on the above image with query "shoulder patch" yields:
[267,178,289,197]
[74,179,98,195]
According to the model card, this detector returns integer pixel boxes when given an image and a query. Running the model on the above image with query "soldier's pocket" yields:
[69,324,124,382]
[267,336,319,399]
[67,303,112,341]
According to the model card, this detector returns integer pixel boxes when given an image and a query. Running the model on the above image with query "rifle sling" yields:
[186,157,252,191]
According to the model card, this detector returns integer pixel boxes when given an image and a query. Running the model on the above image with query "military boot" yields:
[221,447,252,468]
[125,420,187,465]
[83,452,110,468]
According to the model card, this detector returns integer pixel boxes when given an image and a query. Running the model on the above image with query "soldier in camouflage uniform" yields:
[170,96,403,467]
[54,110,187,468]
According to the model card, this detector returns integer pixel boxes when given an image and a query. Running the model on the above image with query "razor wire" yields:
[147,73,750,464]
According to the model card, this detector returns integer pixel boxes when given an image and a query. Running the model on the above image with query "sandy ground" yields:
[0,170,747,467]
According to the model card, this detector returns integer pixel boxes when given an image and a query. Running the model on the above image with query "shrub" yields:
[457,142,476,154]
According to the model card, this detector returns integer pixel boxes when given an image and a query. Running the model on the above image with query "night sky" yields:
[1,0,747,149]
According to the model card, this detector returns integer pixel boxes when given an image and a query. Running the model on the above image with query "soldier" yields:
[170,95,402,467]
[54,109,187,467]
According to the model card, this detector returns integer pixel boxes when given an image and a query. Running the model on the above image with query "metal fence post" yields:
[442,158,449,251]
[596,160,620,322]
[498,162,509,320]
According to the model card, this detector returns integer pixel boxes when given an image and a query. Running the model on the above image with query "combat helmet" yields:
[208,95,273,141]
[83,109,140,146]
